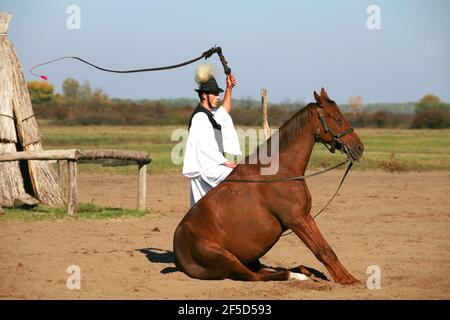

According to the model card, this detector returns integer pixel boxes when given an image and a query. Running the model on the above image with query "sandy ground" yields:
[0,170,449,300]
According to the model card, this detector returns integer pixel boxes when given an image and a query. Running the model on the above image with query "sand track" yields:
[1,170,449,299]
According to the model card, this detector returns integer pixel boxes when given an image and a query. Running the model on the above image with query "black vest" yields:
[188,104,224,155]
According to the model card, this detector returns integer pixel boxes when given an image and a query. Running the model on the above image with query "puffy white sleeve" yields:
[182,113,228,178]
[213,106,242,156]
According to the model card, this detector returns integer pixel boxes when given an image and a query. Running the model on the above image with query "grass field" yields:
[38,121,450,174]
[0,203,161,222]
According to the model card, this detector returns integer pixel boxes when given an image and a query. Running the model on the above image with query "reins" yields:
[224,157,353,236]
[224,159,350,183]
[224,105,357,234]
[225,155,353,231]
[280,160,353,236]
[312,160,352,219]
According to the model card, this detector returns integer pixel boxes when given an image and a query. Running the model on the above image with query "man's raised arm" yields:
[221,74,237,114]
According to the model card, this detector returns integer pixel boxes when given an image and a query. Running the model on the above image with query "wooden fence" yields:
[0,149,152,215]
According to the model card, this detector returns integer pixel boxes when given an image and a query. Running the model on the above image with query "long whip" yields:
[30,46,231,80]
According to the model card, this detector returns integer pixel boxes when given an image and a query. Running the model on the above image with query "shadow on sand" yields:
[137,247,179,274]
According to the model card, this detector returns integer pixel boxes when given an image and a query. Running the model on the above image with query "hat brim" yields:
[195,88,224,94]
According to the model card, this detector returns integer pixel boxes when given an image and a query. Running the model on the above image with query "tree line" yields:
[27,78,450,128]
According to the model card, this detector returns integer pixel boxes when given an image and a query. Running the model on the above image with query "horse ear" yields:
[313,91,321,104]
[320,87,329,99]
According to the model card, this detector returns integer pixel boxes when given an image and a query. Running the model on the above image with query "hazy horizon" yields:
[1,0,449,104]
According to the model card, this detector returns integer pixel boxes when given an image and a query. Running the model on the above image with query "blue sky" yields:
[2,0,449,104]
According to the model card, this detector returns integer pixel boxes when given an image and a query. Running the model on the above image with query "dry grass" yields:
[377,153,409,172]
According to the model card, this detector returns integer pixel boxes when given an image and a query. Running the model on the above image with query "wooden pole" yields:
[137,163,147,211]
[0,149,151,163]
[67,160,78,216]
[0,149,78,162]
[261,89,271,140]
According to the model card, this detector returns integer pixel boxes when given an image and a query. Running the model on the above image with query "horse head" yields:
[313,88,364,161]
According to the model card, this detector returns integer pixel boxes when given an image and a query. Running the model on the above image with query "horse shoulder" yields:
[265,181,312,223]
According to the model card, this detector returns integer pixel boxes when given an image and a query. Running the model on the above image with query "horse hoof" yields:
[289,272,309,281]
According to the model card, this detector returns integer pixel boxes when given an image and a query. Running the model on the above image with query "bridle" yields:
[315,106,355,160]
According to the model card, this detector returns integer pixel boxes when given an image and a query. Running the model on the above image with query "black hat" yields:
[195,76,224,94]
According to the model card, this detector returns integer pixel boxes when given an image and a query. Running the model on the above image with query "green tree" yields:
[415,94,445,112]
[79,80,92,101]
[27,81,54,105]
[419,94,440,105]
[372,110,388,128]
[412,94,450,128]
[411,109,450,129]
[62,77,80,99]
[90,89,109,111]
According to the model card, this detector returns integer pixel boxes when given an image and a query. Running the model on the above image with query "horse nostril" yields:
[357,144,364,153]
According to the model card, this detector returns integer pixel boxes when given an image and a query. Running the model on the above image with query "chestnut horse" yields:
[173,88,364,284]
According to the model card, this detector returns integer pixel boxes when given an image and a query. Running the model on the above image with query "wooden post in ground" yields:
[261,89,271,140]
[67,160,78,216]
[137,163,147,211]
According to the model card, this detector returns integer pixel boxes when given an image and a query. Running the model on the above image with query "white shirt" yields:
[182,106,241,179]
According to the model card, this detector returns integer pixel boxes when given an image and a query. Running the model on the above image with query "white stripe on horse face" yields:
[289,272,309,281]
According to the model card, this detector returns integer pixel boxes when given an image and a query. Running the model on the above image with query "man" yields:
[182,64,241,207]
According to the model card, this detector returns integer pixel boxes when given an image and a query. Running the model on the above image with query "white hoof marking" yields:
[289,272,309,281]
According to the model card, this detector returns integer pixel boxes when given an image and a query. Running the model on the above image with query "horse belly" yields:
[220,210,283,263]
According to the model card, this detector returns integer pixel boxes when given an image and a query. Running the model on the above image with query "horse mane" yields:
[243,102,317,162]
[275,102,316,152]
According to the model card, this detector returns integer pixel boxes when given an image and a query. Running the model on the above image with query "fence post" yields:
[261,88,271,140]
[67,160,78,216]
[137,163,147,211]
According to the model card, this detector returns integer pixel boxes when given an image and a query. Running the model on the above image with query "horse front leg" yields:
[287,214,359,285]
